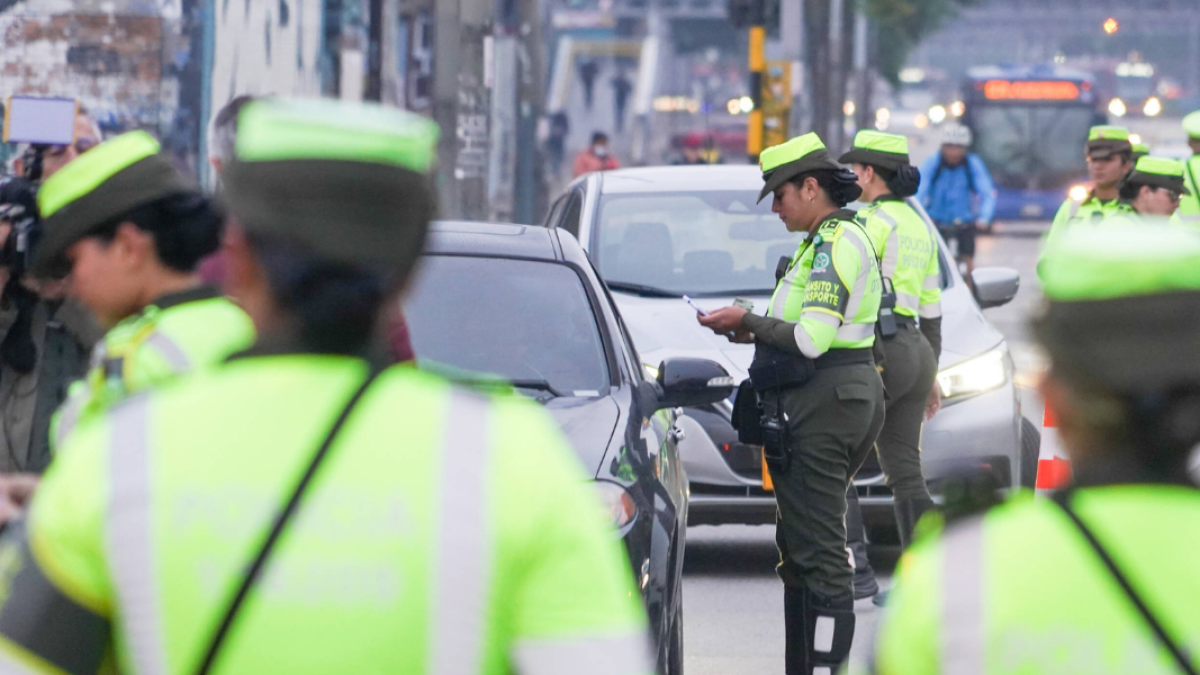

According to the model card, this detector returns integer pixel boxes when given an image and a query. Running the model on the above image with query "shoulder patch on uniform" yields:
[812,251,831,273]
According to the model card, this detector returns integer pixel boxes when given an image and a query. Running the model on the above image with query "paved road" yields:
[681,223,1047,675]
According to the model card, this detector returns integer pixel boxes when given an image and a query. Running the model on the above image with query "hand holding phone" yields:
[683,295,710,317]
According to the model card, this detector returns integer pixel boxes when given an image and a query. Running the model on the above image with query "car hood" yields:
[614,283,1004,381]
[541,395,621,477]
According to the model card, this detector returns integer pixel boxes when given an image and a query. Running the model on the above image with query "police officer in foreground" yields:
[1112,156,1189,220]
[1177,110,1200,226]
[699,133,885,675]
[871,223,1200,674]
[0,98,650,674]
[32,131,255,448]
[840,131,942,583]
[1043,125,1133,249]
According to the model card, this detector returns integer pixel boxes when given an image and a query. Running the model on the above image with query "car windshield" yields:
[404,256,610,395]
[971,104,1092,190]
[592,191,803,297]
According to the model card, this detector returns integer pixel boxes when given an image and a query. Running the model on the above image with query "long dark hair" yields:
[246,231,397,355]
[88,193,223,272]
[791,168,863,206]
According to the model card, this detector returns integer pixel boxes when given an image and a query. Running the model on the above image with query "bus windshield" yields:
[970,104,1094,191]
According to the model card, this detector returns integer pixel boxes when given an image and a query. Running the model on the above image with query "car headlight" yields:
[1068,184,1089,202]
[593,480,638,529]
[936,350,1007,400]
[1108,97,1127,117]
[1144,97,1162,117]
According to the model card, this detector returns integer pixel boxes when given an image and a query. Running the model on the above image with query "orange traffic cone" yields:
[1035,405,1072,494]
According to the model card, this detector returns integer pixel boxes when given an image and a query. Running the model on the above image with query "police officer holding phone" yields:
[699,133,885,675]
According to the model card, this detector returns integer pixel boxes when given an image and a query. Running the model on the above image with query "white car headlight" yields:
[937,350,1007,400]
[593,481,638,529]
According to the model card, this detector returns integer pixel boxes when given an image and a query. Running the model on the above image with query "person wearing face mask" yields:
[1111,156,1189,220]
[35,131,256,449]
[573,131,620,178]
[697,133,885,675]
[840,130,942,604]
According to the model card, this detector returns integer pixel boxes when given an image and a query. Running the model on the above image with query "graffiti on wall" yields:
[0,0,180,140]
[210,0,323,114]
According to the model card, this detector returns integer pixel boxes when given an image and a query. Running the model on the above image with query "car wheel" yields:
[1019,416,1041,489]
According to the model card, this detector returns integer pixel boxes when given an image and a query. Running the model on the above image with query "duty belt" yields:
[749,345,874,392]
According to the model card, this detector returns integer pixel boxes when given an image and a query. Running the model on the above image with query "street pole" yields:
[514,0,545,223]
[780,0,804,137]
[365,0,384,101]
[747,0,766,163]
[826,0,843,154]
[852,9,870,132]
[433,0,492,219]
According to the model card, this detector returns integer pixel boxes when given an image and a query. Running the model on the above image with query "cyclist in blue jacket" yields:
[917,124,996,280]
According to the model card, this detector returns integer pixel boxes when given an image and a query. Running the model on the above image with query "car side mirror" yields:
[654,357,735,410]
[971,267,1020,309]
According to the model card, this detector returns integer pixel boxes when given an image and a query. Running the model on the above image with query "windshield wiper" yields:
[509,379,566,397]
[604,281,680,298]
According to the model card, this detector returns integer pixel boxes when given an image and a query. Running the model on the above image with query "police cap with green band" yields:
[1085,125,1132,160]
[1123,156,1191,195]
[1034,223,1200,393]
[222,98,439,272]
[838,130,910,171]
[1131,142,1149,161]
[33,131,196,277]
[758,133,842,203]
[1182,110,1200,140]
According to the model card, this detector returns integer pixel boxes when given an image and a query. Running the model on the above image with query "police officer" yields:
[32,131,255,446]
[0,98,651,674]
[1177,110,1200,226]
[840,130,942,555]
[1112,156,1189,219]
[1043,125,1133,249]
[699,133,885,675]
[871,222,1200,674]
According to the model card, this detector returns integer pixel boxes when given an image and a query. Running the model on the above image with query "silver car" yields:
[545,165,1040,540]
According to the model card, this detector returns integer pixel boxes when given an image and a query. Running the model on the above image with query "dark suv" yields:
[403,221,734,674]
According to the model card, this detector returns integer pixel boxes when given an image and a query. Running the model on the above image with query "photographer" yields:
[0,177,99,472]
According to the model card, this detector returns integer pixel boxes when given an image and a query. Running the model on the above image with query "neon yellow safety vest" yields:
[51,288,255,448]
[1039,196,1126,277]
[857,198,942,320]
[872,486,1200,674]
[0,358,649,675]
[1177,156,1200,228]
[767,210,882,356]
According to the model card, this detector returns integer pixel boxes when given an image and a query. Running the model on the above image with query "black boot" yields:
[845,488,878,600]
[804,588,856,675]
[784,586,808,675]
[874,498,937,607]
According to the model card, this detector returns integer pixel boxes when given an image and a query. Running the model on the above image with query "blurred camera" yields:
[0,178,41,278]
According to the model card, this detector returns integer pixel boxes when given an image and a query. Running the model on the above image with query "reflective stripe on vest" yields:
[103,389,500,675]
[430,390,491,675]
[838,227,876,326]
[515,633,652,675]
[874,207,902,280]
[769,245,809,320]
[896,292,920,312]
[941,518,985,675]
[107,395,169,675]
[919,302,942,320]
[54,394,88,450]
[142,331,193,373]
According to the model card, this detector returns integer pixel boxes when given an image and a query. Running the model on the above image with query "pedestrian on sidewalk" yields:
[573,131,620,177]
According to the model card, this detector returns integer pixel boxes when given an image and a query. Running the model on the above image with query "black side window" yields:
[544,194,569,227]
[561,192,584,238]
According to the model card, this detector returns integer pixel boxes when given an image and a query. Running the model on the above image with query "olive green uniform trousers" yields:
[767,362,885,598]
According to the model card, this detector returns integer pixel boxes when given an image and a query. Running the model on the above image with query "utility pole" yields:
[780,0,804,136]
[746,0,766,163]
[323,0,344,97]
[433,0,493,219]
[513,0,545,223]
[852,9,871,132]
[365,0,384,101]
[826,0,843,154]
